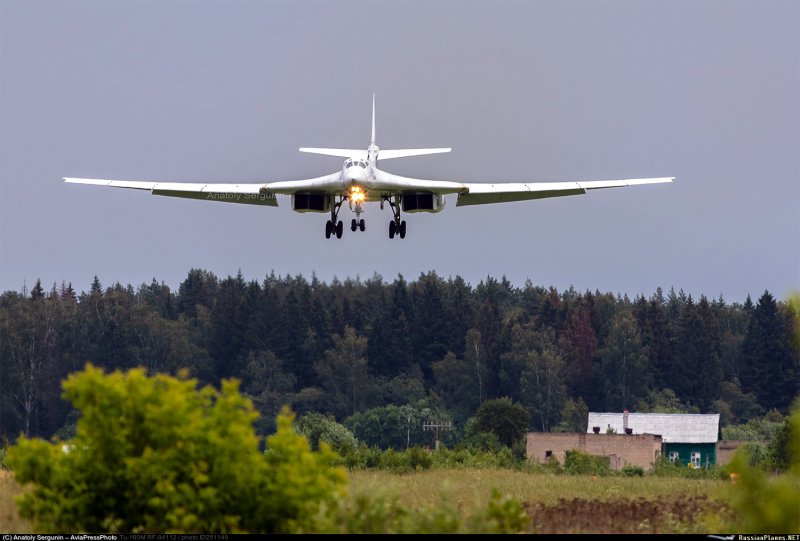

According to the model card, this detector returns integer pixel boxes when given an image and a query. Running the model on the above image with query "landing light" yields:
[350,186,366,203]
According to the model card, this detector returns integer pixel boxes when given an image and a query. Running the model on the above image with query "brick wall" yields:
[526,432,663,470]
[716,440,765,466]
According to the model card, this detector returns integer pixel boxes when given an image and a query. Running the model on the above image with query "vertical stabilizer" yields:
[371,93,376,145]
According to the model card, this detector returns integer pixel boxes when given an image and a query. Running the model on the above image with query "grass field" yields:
[0,469,732,533]
[348,469,732,534]
[0,470,29,533]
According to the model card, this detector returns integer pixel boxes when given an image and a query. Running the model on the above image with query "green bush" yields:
[739,442,769,469]
[295,412,358,454]
[651,458,727,480]
[338,444,527,472]
[6,364,346,533]
[563,450,610,476]
[472,398,530,448]
[768,413,795,472]
[721,416,784,442]
[719,404,800,533]
[620,464,645,477]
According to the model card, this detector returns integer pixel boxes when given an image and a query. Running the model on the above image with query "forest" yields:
[1,269,797,446]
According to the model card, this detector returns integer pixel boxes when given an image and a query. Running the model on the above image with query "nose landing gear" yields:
[351,218,366,232]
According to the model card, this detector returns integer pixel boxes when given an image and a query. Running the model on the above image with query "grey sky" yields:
[1,0,798,302]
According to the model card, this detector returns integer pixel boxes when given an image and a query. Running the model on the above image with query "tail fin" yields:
[371,93,376,145]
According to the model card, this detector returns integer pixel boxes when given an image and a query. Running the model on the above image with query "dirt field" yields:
[524,496,731,534]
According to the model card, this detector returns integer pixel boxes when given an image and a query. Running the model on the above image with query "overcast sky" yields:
[1,0,798,302]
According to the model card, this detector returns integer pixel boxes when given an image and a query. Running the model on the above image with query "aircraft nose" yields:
[349,167,367,184]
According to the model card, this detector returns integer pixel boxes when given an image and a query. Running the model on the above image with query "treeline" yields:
[1,270,797,443]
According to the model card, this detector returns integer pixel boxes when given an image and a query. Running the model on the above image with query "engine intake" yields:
[401,191,445,213]
[292,192,331,213]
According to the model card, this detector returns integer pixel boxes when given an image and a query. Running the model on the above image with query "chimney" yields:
[623,409,630,434]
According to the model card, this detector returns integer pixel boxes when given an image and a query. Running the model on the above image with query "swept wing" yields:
[63,172,343,206]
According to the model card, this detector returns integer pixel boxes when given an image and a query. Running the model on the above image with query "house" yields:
[526,432,663,471]
[587,411,720,468]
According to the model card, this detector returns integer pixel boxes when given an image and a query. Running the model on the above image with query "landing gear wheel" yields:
[359,219,366,232]
[351,218,357,232]
[399,220,407,239]
[389,221,396,239]
[336,220,344,239]
[325,220,332,239]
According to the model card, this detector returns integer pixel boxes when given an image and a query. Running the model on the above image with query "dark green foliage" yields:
[344,402,445,450]
[1,269,794,446]
[721,413,785,442]
[554,398,589,432]
[636,388,696,414]
[740,291,799,412]
[473,398,529,447]
[597,312,651,410]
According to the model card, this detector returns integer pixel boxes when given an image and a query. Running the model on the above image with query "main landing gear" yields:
[325,196,345,239]
[384,195,407,240]
[325,195,366,239]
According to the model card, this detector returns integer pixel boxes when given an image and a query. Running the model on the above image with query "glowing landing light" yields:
[350,186,366,203]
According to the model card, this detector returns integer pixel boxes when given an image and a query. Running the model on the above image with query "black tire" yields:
[389,221,396,239]
[351,218,357,232]
[325,220,332,239]
[359,219,366,232]
[336,220,344,239]
[399,220,407,239]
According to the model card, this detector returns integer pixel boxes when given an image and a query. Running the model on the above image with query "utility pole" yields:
[423,421,453,449]
[401,404,414,449]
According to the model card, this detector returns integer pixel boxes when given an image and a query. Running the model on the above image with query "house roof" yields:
[587,412,720,443]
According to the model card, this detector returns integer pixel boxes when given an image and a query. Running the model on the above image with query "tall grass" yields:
[0,471,31,533]
[348,468,726,513]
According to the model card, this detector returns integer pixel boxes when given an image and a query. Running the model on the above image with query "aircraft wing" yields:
[372,170,673,205]
[456,177,673,206]
[371,169,467,193]
[64,172,343,206]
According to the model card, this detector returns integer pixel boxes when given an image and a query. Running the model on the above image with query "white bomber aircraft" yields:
[65,95,673,239]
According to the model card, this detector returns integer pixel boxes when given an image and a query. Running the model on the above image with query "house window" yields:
[691,452,701,468]
[545,450,553,459]
[668,451,679,463]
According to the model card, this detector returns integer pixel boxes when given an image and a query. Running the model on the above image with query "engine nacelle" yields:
[401,191,446,213]
[292,192,332,213]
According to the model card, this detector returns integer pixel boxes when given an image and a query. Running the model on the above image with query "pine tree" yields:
[741,291,799,412]
[30,279,44,301]
[597,312,651,410]
[90,275,103,296]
